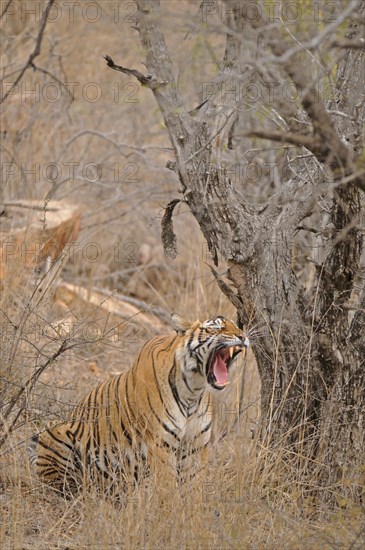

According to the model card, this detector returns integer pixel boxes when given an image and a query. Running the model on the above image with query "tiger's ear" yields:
[171,313,191,335]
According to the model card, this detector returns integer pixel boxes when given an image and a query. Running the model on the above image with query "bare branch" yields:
[249,2,360,175]
[31,64,74,102]
[0,0,13,20]
[244,130,317,149]
[332,38,365,49]
[131,0,197,188]
[244,134,365,194]
[271,0,360,64]
[104,55,152,86]
[0,0,56,103]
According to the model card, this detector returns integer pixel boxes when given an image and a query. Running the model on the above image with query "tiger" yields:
[28,313,249,495]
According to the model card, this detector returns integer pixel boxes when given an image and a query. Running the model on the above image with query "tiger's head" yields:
[172,314,249,391]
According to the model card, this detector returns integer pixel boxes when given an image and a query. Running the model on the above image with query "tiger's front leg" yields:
[145,444,208,509]
[176,444,210,501]
[148,441,181,491]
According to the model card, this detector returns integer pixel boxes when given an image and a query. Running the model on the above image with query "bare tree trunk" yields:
[106,0,365,504]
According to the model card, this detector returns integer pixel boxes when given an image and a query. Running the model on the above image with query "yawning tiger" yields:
[29,314,249,494]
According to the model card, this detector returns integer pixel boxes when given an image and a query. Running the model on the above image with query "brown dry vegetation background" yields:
[0,1,364,549]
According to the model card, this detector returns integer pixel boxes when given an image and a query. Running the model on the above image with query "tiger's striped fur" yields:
[28,314,248,494]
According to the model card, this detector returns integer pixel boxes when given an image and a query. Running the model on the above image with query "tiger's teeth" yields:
[229,348,233,358]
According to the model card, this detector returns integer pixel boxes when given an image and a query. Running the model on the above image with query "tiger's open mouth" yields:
[207,346,242,390]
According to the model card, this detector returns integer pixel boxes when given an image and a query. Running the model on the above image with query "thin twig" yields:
[0,339,69,447]
[31,64,74,102]
[0,0,13,20]
[0,0,56,104]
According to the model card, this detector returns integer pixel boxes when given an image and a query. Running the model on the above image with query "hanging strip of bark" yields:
[161,199,181,259]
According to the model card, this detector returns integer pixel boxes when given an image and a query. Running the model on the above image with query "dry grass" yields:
[1,423,364,549]
[1,2,364,549]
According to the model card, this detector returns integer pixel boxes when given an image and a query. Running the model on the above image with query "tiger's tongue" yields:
[212,352,228,385]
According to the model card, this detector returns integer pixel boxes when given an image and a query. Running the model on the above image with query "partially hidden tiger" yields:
[28,313,249,495]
